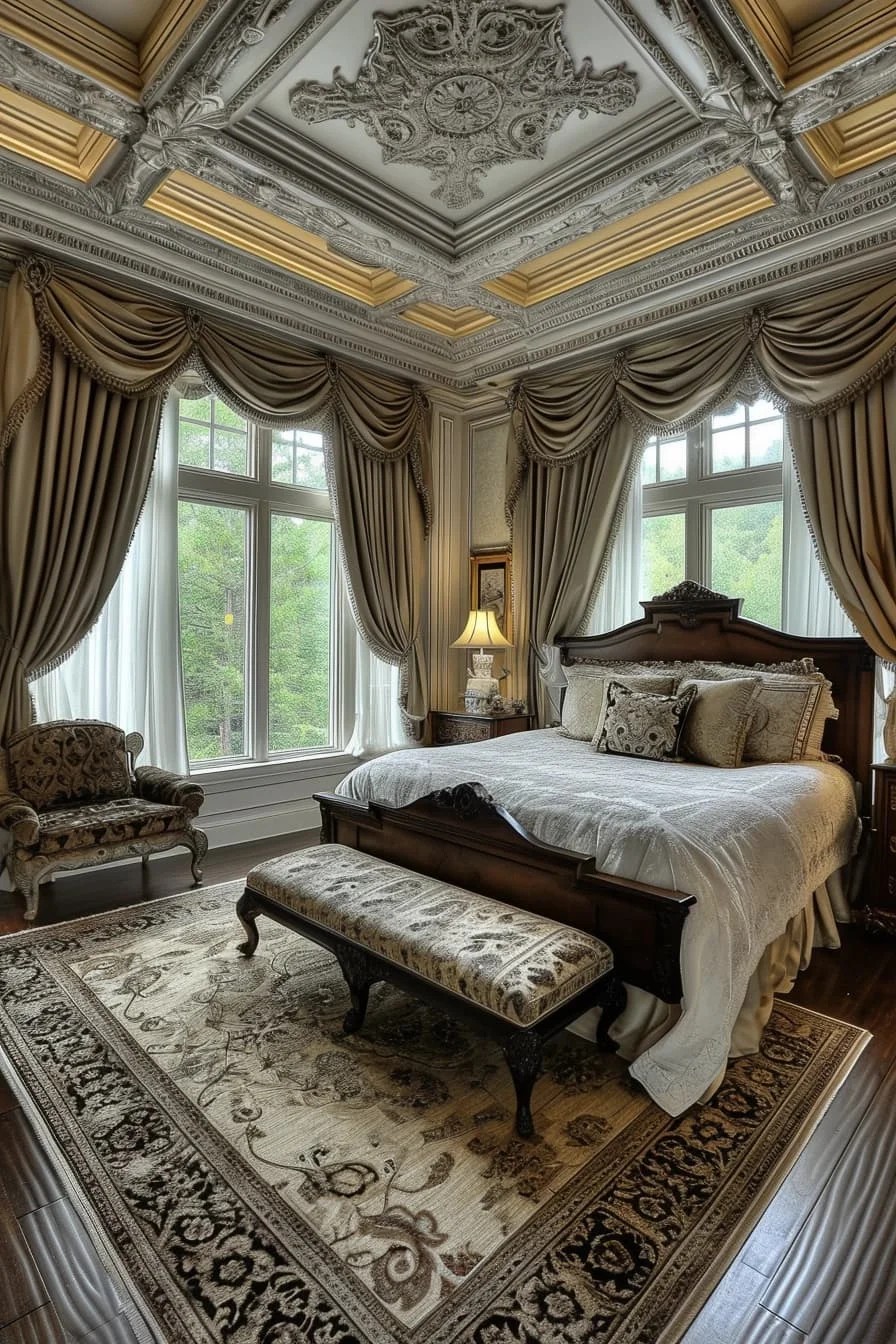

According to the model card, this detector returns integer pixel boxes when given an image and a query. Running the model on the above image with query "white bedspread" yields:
[337,729,860,1115]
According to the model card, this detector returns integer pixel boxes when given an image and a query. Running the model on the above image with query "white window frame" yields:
[172,395,354,773]
[642,409,784,609]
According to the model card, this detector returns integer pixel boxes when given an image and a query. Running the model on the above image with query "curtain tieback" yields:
[21,255,54,294]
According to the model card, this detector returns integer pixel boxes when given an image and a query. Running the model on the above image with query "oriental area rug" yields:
[0,883,868,1344]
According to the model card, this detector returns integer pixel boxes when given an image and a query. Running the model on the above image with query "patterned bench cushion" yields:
[35,799,187,856]
[246,845,613,1028]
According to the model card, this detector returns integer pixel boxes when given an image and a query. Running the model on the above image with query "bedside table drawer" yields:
[430,711,534,746]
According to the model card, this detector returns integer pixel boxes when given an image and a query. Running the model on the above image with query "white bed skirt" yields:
[569,864,854,1104]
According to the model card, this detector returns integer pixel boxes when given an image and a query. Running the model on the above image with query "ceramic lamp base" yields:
[464,676,499,714]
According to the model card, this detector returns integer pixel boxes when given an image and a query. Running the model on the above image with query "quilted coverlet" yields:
[338,730,860,1114]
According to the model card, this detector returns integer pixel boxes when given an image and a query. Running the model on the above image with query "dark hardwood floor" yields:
[1,835,895,1343]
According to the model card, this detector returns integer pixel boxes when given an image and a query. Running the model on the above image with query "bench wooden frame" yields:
[236,882,627,1139]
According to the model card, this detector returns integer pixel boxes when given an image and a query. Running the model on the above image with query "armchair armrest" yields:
[0,792,40,847]
[134,766,205,818]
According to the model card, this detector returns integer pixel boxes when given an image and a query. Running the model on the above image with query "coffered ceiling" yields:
[0,0,894,389]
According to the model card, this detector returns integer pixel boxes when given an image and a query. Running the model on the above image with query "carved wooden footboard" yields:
[318,585,875,1008]
[315,782,695,1003]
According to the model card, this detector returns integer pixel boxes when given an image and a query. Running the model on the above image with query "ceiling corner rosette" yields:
[288,0,639,209]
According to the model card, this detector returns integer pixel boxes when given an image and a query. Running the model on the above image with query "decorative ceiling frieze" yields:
[0,0,892,385]
[290,0,639,209]
[0,31,144,139]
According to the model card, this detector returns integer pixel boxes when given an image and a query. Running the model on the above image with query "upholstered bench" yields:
[237,845,625,1138]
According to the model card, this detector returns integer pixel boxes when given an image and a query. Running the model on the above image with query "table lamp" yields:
[451,609,512,712]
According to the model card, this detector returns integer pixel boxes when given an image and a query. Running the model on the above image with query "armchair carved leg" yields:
[184,827,208,885]
[503,1029,543,1139]
[7,853,40,922]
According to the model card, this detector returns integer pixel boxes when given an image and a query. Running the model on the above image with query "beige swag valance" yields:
[505,268,896,718]
[0,256,431,743]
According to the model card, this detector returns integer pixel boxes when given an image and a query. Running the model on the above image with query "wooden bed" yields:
[316,583,876,1006]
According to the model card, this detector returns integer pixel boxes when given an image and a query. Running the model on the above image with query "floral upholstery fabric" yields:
[0,792,40,846]
[594,682,697,761]
[34,799,187,856]
[246,845,613,1028]
[7,721,132,811]
[135,766,204,818]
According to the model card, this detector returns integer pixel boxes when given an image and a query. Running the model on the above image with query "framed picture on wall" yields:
[470,550,512,642]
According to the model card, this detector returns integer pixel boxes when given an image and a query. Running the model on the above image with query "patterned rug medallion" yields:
[0,883,868,1344]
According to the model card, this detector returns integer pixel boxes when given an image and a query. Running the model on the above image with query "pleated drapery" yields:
[0,345,162,741]
[789,367,896,664]
[0,255,431,743]
[507,268,896,718]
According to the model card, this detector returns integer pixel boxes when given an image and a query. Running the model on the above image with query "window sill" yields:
[189,752,357,793]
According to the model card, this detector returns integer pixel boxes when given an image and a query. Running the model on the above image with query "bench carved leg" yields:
[236,889,262,957]
[503,1030,543,1139]
[595,974,627,1053]
[336,944,379,1034]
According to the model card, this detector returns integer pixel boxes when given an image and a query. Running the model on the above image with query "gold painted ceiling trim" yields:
[145,171,418,307]
[0,0,140,98]
[0,0,208,99]
[728,0,792,83]
[728,0,896,88]
[140,0,210,86]
[482,167,773,308]
[0,84,118,180]
[801,89,896,177]
[401,303,497,339]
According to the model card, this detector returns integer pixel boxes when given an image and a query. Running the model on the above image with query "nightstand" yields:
[867,761,896,935]
[430,710,534,746]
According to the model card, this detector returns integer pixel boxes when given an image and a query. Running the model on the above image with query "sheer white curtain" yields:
[31,399,189,773]
[345,634,407,756]
[588,469,643,634]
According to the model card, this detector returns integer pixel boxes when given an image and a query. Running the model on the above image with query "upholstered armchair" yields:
[0,720,207,921]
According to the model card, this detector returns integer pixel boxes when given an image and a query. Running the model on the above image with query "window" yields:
[175,392,344,766]
[640,400,784,627]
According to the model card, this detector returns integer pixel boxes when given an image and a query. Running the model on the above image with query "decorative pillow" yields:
[802,681,839,760]
[696,664,830,762]
[559,668,675,740]
[594,682,697,761]
[678,677,763,768]
[559,666,612,740]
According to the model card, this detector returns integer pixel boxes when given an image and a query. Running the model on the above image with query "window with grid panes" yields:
[175,392,343,765]
[640,399,784,627]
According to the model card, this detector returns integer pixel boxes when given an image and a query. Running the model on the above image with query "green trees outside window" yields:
[639,403,785,625]
[176,393,336,765]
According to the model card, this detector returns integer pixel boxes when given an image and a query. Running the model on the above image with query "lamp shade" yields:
[450,609,512,649]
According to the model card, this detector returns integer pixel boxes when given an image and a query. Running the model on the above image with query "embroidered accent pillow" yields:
[697,664,831,762]
[593,682,697,761]
[678,677,763,768]
[559,668,675,740]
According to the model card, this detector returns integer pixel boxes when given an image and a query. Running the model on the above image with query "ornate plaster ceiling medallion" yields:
[289,1,640,209]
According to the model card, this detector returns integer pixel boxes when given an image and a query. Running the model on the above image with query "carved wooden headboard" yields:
[556,582,876,809]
